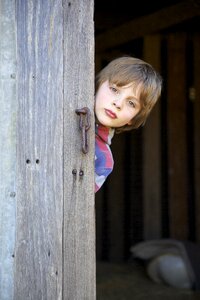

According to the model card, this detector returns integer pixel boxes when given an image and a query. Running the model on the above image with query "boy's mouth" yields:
[105,109,117,119]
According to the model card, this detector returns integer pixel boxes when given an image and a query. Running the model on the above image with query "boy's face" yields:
[95,80,141,128]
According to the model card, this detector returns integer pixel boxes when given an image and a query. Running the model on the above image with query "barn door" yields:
[63,0,95,299]
[0,0,95,299]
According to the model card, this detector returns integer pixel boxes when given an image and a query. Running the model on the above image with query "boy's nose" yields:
[113,98,123,109]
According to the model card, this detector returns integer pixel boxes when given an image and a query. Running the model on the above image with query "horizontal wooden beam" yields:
[96,0,200,53]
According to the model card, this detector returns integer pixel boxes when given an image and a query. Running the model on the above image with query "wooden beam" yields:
[107,134,126,261]
[194,35,200,242]
[63,0,96,298]
[96,1,200,53]
[143,35,162,240]
[167,33,188,239]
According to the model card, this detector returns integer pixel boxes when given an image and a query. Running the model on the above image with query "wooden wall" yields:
[0,1,95,299]
[95,32,200,262]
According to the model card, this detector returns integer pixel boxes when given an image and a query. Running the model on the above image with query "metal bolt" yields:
[79,170,84,177]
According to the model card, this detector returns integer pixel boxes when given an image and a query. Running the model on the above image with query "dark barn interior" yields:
[94,0,200,298]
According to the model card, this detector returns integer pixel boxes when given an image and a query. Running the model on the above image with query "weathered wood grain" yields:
[63,0,95,299]
[14,1,63,299]
[0,1,16,299]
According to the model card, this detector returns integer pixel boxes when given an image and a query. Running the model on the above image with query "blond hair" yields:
[95,56,162,133]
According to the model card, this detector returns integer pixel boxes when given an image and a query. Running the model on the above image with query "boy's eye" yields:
[110,85,118,93]
[128,100,136,108]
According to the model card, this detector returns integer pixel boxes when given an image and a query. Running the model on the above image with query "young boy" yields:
[95,56,162,193]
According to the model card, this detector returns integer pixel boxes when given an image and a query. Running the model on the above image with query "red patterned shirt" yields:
[95,124,115,192]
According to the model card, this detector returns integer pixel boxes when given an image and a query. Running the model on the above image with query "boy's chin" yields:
[95,116,132,128]
[95,118,112,128]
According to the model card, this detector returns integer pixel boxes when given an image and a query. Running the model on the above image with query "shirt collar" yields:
[95,123,115,145]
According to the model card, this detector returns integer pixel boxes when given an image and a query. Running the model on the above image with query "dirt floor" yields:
[96,261,200,300]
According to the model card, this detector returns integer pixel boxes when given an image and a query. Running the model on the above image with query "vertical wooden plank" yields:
[124,129,144,255]
[167,33,188,239]
[143,35,162,240]
[14,1,63,299]
[194,35,200,242]
[0,1,16,299]
[107,134,126,261]
[95,187,104,260]
[63,0,95,299]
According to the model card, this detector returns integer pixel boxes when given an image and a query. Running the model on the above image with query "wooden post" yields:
[107,134,126,261]
[0,1,16,299]
[143,35,162,240]
[167,33,188,239]
[0,0,95,299]
[194,35,200,242]
[63,0,95,299]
